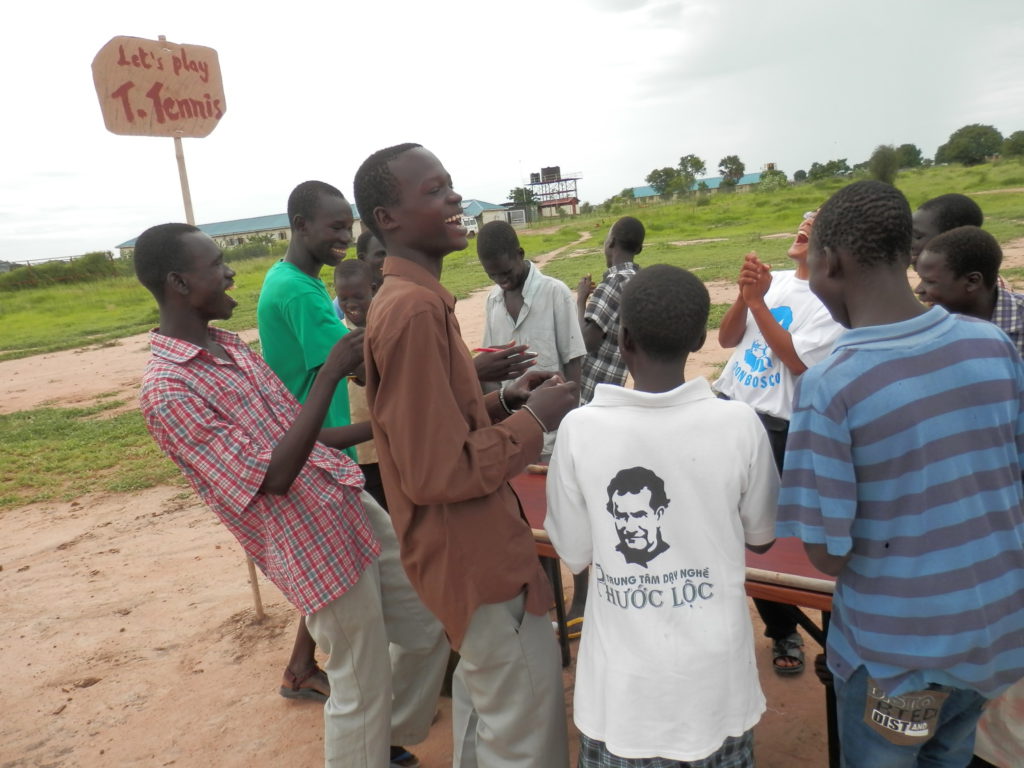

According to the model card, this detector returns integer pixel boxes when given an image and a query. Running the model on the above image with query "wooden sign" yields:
[92,36,226,138]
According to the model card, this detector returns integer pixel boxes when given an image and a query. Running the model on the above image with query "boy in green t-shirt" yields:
[259,180,446,768]
[257,180,358,461]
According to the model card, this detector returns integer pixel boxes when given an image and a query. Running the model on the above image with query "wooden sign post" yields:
[92,35,227,224]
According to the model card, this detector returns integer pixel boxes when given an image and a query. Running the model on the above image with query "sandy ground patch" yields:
[0,486,829,768]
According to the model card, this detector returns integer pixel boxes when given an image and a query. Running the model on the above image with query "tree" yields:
[793,169,807,183]
[508,187,537,204]
[807,158,850,181]
[1003,131,1024,158]
[868,145,900,185]
[758,168,788,193]
[581,201,594,215]
[675,154,705,195]
[619,187,636,200]
[645,167,682,199]
[718,155,745,192]
[896,143,923,168]
[935,124,1003,166]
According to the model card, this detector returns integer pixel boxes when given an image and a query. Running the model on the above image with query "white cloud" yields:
[1,0,1022,261]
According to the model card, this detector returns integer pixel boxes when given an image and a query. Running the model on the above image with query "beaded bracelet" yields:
[498,387,515,415]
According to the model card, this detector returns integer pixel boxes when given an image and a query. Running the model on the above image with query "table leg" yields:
[821,611,839,768]
[541,555,571,667]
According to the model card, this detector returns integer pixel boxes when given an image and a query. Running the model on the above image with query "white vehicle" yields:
[461,215,479,237]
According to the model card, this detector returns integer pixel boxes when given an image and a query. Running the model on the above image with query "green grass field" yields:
[2,160,1023,509]
[3,159,1022,363]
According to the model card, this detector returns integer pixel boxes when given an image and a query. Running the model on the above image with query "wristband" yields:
[521,404,549,433]
[498,387,515,415]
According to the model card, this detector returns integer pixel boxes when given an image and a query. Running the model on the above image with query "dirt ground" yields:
[4,238,1023,767]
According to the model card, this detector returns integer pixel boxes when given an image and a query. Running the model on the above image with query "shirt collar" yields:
[520,261,539,301]
[382,255,456,311]
[589,377,713,407]
[148,326,242,364]
[604,261,638,279]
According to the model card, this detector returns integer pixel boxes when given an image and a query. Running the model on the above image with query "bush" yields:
[0,251,127,292]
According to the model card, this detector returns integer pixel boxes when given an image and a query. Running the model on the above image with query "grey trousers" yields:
[305,491,449,768]
[452,594,570,768]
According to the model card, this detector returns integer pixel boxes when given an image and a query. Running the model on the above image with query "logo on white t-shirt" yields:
[733,306,793,390]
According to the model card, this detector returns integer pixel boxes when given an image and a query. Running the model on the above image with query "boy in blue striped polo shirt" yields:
[777,180,1024,768]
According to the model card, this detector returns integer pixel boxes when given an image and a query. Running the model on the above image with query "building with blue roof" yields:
[117,207,368,258]
[118,199,515,256]
[630,172,765,203]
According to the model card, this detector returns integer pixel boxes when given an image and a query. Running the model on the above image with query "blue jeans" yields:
[835,665,987,768]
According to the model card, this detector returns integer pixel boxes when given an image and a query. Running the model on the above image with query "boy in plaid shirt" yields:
[577,216,644,404]
[134,223,446,768]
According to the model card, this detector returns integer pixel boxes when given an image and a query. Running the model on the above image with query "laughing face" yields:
[788,213,817,263]
[385,147,467,257]
[914,248,972,313]
[480,250,528,293]
[334,273,373,328]
[297,193,354,269]
[180,231,237,321]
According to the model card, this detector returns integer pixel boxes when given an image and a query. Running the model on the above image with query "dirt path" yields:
[5,236,1022,417]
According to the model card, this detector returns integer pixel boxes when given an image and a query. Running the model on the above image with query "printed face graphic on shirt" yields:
[606,466,670,567]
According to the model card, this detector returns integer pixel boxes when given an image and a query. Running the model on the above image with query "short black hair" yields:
[812,180,912,266]
[918,193,984,233]
[355,230,376,258]
[476,220,521,262]
[606,467,670,515]
[333,258,373,284]
[611,216,645,255]
[287,180,345,231]
[133,223,201,299]
[926,225,1003,288]
[353,143,423,241]
[621,264,708,361]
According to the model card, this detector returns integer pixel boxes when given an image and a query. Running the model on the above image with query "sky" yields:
[2,0,1022,263]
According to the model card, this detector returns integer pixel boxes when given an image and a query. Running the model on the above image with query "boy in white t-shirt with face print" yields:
[546,264,779,767]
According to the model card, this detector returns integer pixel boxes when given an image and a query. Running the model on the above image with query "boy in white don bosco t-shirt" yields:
[546,264,779,766]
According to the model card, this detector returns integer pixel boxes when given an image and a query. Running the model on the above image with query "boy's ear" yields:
[690,328,707,353]
[374,205,398,237]
[619,324,636,354]
[963,271,984,293]
[824,246,843,278]
[291,214,306,234]
[166,270,190,297]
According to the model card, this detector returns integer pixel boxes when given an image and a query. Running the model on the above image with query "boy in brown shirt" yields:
[354,143,578,768]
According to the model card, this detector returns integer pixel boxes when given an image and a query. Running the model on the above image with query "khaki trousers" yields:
[452,595,569,768]
[305,492,449,767]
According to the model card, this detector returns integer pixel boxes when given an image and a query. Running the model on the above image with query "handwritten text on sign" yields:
[92,36,226,139]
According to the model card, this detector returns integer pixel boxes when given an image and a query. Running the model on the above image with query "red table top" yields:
[510,472,835,607]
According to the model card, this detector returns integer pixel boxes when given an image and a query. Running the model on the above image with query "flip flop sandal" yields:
[279,664,329,702]
[772,633,805,677]
[390,747,421,768]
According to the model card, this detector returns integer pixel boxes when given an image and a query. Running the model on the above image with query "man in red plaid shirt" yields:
[134,223,446,768]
